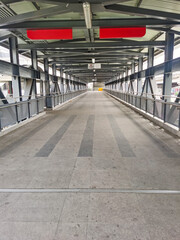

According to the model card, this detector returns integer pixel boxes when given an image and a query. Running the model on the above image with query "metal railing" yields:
[46,90,87,108]
[104,89,180,130]
[0,90,86,131]
[0,96,45,131]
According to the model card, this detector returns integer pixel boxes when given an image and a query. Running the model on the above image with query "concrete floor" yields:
[0,91,180,240]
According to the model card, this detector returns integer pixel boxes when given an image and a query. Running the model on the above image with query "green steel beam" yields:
[18,41,165,50]
[2,18,180,29]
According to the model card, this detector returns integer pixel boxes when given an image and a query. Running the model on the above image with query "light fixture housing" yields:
[83,2,92,29]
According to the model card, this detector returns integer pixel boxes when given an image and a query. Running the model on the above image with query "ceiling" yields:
[0,0,180,82]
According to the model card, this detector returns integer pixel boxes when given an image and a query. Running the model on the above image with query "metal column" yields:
[163,32,174,101]
[44,58,50,95]
[9,36,22,101]
[24,49,37,100]
[137,57,143,95]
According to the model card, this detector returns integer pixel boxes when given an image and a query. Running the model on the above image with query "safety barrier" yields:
[104,89,180,130]
[46,90,86,108]
[0,90,86,131]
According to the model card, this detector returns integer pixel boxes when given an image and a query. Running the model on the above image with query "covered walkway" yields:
[0,91,180,240]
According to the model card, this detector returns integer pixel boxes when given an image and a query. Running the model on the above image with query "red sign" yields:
[27,29,73,40]
[100,27,146,39]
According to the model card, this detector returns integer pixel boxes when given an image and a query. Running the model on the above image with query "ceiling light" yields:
[83,2,92,29]
[92,58,95,63]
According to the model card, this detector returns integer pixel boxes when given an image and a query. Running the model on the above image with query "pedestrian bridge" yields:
[0,91,180,240]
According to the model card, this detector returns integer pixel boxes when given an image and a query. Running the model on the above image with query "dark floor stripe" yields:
[36,115,76,157]
[78,115,95,157]
[110,98,179,158]
[0,117,54,157]
[0,95,86,157]
[108,114,136,157]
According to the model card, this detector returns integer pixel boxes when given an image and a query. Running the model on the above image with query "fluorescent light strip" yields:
[83,2,92,29]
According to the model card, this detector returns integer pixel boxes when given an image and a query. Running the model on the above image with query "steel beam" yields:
[0,88,8,104]
[137,57,143,95]
[2,18,180,30]
[163,32,174,101]
[47,53,148,60]
[23,50,38,100]
[105,4,180,22]
[44,58,50,95]
[38,50,147,59]
[0,5,73,28]
[18,41,165,50]
[9,36,22,101]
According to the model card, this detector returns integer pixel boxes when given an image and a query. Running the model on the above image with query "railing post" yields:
[28,101,31,118]
[164,100,167,122]
[36,98,39,114]
[153,99,156,117]
[15,103,19,123]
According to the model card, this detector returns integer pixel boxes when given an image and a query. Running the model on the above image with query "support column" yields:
[119,73,123,91]
[125,68,128,92]
[137,57,143,95]
[146,47,154,97]
[60,69,64,94]
[141,47,155,97]
[44,58,50,95]
[9,36,22,101]
[24,50,37,100]
[131,62,136,93]
[163,32,174,101]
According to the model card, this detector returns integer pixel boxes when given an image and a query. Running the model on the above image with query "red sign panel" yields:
[27,29,73,40]
[100,27,146,39]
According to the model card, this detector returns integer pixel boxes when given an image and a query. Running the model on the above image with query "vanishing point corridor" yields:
[0,91,180,240]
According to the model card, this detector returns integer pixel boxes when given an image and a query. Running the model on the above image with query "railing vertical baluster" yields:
[163,100,167,123]
[153,99,156,116]
[36,98,39,114]
[28,101,31,118]
[15,103,19,123]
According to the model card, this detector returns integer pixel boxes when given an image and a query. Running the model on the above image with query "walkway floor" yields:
[0,91,180,240]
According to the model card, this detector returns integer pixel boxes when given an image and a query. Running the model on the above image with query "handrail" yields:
[0,90,86,102]
[107,90,180,100]
[0,89,87,131]
[104,89,180,130]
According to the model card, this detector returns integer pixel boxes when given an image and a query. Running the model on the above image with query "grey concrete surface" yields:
[0,91,180,240]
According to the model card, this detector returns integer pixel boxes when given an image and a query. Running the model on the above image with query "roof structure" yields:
[0,0,180,82]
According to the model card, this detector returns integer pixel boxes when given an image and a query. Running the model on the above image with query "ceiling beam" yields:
[104,4,180,22]
[136,0,143,7]
[0,4,73,27]
[2,18,179,29]
[46,53,147,60]
[18,41,165,50]
[38,50,146,58]
[59,64,130,69]
[2,0,131,4]
[56,62,132,67]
